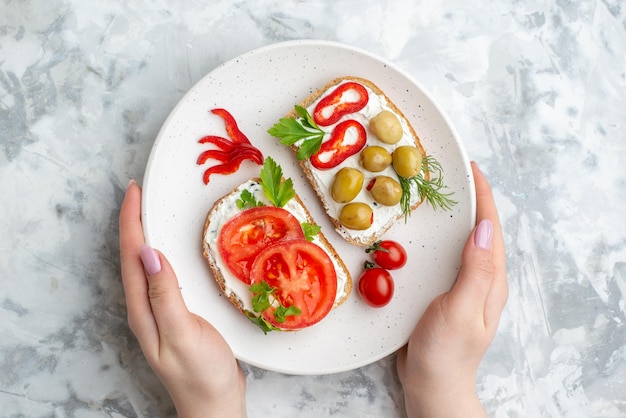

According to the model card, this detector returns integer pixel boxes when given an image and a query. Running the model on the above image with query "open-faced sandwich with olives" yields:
[268,76,456,246]
[202,157,352,334]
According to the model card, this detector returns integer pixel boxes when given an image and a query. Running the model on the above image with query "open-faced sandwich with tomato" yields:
[202,157,352,333]
[268,76,456,246]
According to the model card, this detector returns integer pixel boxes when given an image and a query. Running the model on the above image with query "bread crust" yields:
[284,76,429,246]
[202,178,352,331]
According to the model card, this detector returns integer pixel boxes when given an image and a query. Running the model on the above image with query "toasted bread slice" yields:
[279,76,428,246]
[202,178,352,331]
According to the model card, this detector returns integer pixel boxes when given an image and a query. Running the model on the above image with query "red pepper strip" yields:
[197,149,231,165]
[198,138,262,162]
[197,109,264,184]
[313,82,369,127]
[310,119,366,170]
[198,144,263,165]
[211,108,251,144]
[240,146,264,165]
[228,145,264,165]
[198,135,235,151]
[203,153,254,184]
[198,136,263,159]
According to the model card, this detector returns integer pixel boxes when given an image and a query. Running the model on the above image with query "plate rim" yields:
[141,39,476,375]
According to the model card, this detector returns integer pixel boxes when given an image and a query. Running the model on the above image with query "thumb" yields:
[140,245,194,339]
[447,219,495,317]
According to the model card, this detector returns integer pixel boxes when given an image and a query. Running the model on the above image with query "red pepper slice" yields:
[199,145,264,183]
[197,108,264,184]
[198,138,263,162]
[202,153,250,184]
[198,144,263,168]
[197,149,231,165]
[313,82,369,126]
[198,135,236,151]
[211,108,251,144]
[310,120,366,170]
[235,144,264,165]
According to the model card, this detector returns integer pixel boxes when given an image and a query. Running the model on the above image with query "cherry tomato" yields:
[218,207,305,284]
[250,239,338,329]
[366,240,407,270]
[313,81,369,126]
[358,267,394,308]
[310,119,367,170]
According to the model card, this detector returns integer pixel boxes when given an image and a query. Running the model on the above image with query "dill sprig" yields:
[398,155,457,220]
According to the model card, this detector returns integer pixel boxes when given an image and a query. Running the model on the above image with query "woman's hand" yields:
[119,181,247,418]
[397,162,508,417]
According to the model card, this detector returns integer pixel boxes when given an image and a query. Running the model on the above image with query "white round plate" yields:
[142,40,475,375]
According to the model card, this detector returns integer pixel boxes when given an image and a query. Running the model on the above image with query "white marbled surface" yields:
[1,1,625,417]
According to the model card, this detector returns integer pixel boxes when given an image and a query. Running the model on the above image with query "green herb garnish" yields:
[250,281,274,313]
[399,155,457,220]
[273,305,302,323]
[301,222,321,241]
[248,280,301,334]
[246,313,279,334]
[236,189,264,210]
[267,105,325,160]
[260,156,295,208]
[365,240,390,254]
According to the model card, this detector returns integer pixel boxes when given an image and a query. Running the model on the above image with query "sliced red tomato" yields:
[250,240,337,330]
[218,207,304,284]
[313,81,369,126]
[310,119,367,169]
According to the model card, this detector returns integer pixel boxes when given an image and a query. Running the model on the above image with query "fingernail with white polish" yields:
[140,244,162,275]
[474,219,493,250]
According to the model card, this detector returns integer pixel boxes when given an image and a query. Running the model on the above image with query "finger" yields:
[472,162,504,269]
[140,245,196,343]
[119,181,158,348]
[396,345,409,385]
[471,163,508,322]
[447,218,495,316]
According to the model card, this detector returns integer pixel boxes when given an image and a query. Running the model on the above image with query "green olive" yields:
[339,202,373,230]
[392,145,423,178]
[331,167,364,203]
[360,146,392,172]
[367,176,402,206]
[369,110,403,144]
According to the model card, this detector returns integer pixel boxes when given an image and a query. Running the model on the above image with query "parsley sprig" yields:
[248,280,301,334]
[267,105,325,160]
[259,157,295,208]
[301,222,321,241]
[399,155,457,220]
[236,189,264,210]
